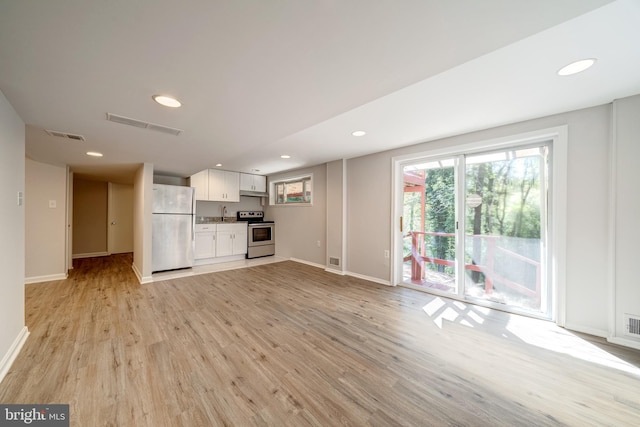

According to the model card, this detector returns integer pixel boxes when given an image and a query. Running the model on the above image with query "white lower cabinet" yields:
[195,223,247,261]
[194,224,216,259]
[216,223,247,257]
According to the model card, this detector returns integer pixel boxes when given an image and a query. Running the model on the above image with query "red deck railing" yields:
[405,231,541,305]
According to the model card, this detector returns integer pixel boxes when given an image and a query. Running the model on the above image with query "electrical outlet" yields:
[49,200,57,208]
[384,249,390,258]
[316,240,321,248]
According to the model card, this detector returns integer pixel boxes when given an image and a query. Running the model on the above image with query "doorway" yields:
[394,128,567,320]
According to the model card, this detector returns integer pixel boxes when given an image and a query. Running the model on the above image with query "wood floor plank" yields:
[1,254,639,426]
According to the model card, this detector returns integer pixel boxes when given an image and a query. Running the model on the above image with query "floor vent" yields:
[106,113,182,136]
[45,129,86,141]
[329,257,340,266]
[624,314,640,337]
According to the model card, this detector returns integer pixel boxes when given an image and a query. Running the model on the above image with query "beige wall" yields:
[25,158,67,282]
[73,178,108,256]
[266,164,327,266]
[0,90,26,380]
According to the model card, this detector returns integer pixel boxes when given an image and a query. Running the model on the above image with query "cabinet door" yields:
[240,173,266,192]
[232,226,248,255]
[224,171,240,202]
[190,170,209,201]
[240,173,254,191]
[253,175,267,193]
[216,229,233,257]
[207,169,226,201]
[194,231,215,259]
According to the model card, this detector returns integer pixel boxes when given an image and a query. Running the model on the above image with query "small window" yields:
[272,175,312,205]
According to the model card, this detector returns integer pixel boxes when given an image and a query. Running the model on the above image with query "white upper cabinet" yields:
[240,173,267,193]
[190,170,209,201]
[190,169,240,202]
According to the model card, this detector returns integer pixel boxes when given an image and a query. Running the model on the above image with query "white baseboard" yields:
[131,263,153,284]
[607,336,640,351]
[289,258,392,286]
[563,323,608,339]
[290,257,326,270]
[24,273,68,285]
[345,271,392,286]
[0,326,29,384]
[325,267,346,275]
[72,252,109,259]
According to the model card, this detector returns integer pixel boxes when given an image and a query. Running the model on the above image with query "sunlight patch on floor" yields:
[423,296,640,377]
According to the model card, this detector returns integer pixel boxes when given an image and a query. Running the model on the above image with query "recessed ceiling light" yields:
[352,130,366,137]
[557,58,596,76]
[281,155,291,159]
[215,163,222,167]
[86,151,103,157]
[152,95,182,108]
[251,169,260,172]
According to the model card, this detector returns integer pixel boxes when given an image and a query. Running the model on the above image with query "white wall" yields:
[266,164,327,266]
[612,94,640,348]
[25,158,67,283]
[132,163,153,283]
[0,90,27,381]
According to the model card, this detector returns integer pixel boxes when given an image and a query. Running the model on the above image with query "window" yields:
[271,175,312,205]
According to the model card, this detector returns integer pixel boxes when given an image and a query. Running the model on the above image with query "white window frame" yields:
[391,126,568,324]
[269,174,313,206]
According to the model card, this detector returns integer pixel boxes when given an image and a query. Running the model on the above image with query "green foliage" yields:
[404,149,545,278]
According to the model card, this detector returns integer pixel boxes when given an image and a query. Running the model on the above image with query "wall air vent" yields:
[624,314,640,337]
[45,129,86,141]
[329,257,340,266]
[106,113,182,136]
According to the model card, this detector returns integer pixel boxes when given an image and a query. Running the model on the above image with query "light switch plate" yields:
[49,200,57,208]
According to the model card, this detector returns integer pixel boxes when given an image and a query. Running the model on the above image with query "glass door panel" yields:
[402,158,457,294]
[463,146,548,314]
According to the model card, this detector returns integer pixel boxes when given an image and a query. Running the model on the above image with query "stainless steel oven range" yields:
[236,211,275,259]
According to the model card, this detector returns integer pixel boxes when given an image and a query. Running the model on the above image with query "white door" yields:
[108,183,134,254]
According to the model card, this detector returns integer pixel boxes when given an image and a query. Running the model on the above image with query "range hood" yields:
[239,189,269,198]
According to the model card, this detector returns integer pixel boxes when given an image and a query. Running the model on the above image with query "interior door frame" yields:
[391,126,568,324]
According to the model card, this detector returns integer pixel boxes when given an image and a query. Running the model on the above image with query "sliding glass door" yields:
[400,143,551,318]
[402,158,457,295]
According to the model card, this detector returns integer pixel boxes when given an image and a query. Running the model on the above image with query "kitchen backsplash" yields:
[195,197,262,217]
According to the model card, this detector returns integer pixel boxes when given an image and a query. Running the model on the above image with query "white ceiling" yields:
[2,0,639,183]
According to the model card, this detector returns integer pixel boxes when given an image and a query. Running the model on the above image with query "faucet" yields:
[222,205,227,219]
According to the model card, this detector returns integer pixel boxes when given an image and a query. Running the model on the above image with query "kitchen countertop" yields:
[196,216,238,224]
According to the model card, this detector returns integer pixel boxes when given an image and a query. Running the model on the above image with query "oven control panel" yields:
[237,211,264,220]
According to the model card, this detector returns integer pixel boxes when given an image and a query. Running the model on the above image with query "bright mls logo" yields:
[0,405,69,426]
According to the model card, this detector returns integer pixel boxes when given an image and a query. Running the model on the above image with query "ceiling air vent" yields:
[106,113,182,136]
[45,129,86,141]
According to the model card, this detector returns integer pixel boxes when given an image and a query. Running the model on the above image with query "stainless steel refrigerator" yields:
[152,184,195,272]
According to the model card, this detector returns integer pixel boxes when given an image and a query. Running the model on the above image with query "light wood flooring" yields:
[1,254,640,426]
